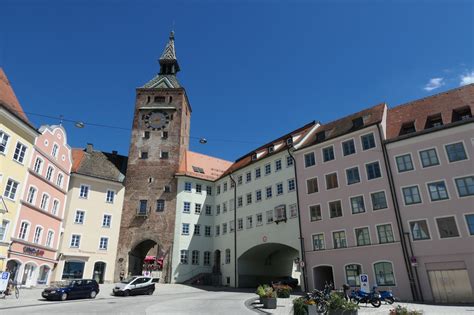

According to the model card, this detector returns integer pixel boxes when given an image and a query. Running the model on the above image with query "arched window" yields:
[33,158,43,173]
[33,226,43,244]
[374,262,395,286]
[27,186,37,204]
[57,173,64,188]
[225,249,231,264]
[19,221,30,240]
[345,264,362,287]
[46,166,54,181]
[40,194,50,210]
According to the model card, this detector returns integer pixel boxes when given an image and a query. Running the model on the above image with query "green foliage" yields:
[273,284,293,298]
[256,284,276,298]
[327,292,359,311]
[390,305,423,315]
[292,297,308,315]
[256,285,265,298]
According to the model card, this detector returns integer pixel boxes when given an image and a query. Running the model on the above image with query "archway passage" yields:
[313,266,334,291]
[238,243,299,288]
[6,260,21,282]
[128,240,158,276]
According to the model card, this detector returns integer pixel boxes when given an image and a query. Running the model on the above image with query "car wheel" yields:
[90,291,97,299]
[123,290,130,297]
[147,289,154,295]
[60,293,68,301]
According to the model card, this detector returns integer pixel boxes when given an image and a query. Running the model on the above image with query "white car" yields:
[112,276,158,296]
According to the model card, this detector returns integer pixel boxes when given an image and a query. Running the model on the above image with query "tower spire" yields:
[159,31,180,75]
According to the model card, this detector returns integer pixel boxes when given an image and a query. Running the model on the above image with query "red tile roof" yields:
[387,84,474,140]
[71,149,86,173]
[177,150,233,181]
[0,68,30,124]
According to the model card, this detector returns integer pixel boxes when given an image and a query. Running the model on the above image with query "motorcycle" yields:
[379,289,396,304]
[304,283,333,314]
[350,287,382,307]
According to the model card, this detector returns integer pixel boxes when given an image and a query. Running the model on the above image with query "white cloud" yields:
[424,77,444,91]
[460,71,474,86]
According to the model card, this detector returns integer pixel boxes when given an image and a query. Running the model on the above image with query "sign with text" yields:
[359,274,369,293]
[0,272,10,291]
[23,246,45,257]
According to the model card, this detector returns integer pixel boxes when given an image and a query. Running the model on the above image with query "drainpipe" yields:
[376,124,422,302]
[229,173,238,288]
[404,232,424,302]
[287,147,308,292]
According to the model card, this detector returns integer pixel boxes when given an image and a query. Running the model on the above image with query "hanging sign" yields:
[360,274,370,293]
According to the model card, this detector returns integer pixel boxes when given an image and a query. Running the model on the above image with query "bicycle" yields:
[1,281,19,299]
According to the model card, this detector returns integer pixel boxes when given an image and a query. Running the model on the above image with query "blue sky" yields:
[1,0,473,161]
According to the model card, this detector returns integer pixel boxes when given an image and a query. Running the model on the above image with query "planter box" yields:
[328,310,358,315]
[262,297,277,309]
[308,304,318,315]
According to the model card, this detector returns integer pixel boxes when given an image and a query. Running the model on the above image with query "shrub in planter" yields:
[273,284,293,298]
[261,285,277,309]
[327,292,359,315]
[292,297,308,315]
[389,305,423,315]
[255,285,265,303]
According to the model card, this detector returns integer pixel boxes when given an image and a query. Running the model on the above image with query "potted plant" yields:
[273,284,292,298]
[255,285,265,303]
[327,292,359,315]
[261,285,277,309]
[389,305,423,315]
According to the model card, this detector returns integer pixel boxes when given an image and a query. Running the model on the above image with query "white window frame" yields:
[33,225,44,244]
[40,193,50,211]
[426,179,450,203]
[400,184,423,206]
[70,234,81,248]
[74,210,86,224]
[102,214,112,228]
[12,141,28,164]
[79,184,90,199]
[106,189,115,203]
[434,215,461,240]
[99,236,109,250]
[322,145,336,163]
[360,132,377,151]
[444,140,469,164]
[408,218,432,241]
[3,178,20,201]
[45,229,54,247]
[394,153,415,173]
[18,220,31,240]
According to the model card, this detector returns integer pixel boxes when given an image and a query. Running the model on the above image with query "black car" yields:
[42,279,100,301]
[271,276,299,288]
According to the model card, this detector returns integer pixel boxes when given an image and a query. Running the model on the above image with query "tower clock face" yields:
[143,110,170,130]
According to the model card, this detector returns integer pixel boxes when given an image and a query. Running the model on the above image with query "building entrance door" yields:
[93,262,106,284]
[428,269,473,303]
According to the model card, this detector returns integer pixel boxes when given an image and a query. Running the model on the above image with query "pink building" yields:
[385,85,474,303]
[8,125,71,286]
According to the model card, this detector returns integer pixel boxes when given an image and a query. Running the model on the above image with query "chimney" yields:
[86,143,93,153]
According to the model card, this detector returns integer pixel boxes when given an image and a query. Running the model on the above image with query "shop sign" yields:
[23,246,45,257]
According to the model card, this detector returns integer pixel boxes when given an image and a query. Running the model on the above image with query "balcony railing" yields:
[136,208,149,217]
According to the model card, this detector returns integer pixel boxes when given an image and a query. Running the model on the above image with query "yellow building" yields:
[0,68,39,271]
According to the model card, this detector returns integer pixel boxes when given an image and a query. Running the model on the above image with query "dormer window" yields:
[399,121,416,136]
[192,166,205,174]
[251,153,257,161]
[154,96,165,103]
[316,131,326,142]
[452,106,472,122]
[268,146,275,154]
[425,114,443,129]
[352,117,364,129]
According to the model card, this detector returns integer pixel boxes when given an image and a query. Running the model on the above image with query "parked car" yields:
[112,276,158,296]
[271,276,299,288]
[41,279,99,301]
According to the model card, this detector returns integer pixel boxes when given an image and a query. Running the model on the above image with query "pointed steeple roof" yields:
[159,31,178,61]
[0,68,30,124]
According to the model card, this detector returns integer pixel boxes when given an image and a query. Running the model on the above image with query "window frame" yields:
[370,190,388,211]
[322,145,335,163]
[328,200,343,219]
[418,147,440,168]
[434,215,461,239]
[444,141,469,164]
[373,261,396,286]
[360,132,376,151]
[394,153,415,173]
[304,152,316,168]
[325,172,339,190]
[342,138,356,156]
[345,166,361,185]
[12,141,28,164]
[70,234,82,248]
[79,184,90,199]
[0,130,11,155]
[376,223,395,244]
[306,176,319,194]
[401,185,423,206]
[309,204,322,222]
[408,219,432,241]
[464,213,474,236]
[453,175,474,198]
[365,160,382,180]
[350,195,366,214]
[18,220,31,240]
[312,233,325,251]
[426,180,450,202]
[332,229,347,249]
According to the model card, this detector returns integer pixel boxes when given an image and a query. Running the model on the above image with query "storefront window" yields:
[38,265,51,284]
[62,261,85,279]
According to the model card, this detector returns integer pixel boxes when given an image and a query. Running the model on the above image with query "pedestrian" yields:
[119,270,125,281]
[342,283,350,301]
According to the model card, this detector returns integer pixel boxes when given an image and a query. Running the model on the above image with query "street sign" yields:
[0,272,10,291]
[359,274,369,293]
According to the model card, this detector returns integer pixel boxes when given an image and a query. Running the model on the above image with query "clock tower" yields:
[115,32,191,282]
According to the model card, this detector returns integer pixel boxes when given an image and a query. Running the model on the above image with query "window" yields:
[26,186,37,204]
[419,149,439,167]
[138,200,148,215]
[143,131,150,139]
[350,196,365,214]
[312,234,325,250]
[266,186,272,199]
[246,172,251,183]
[255,168,261,178]
[102,214,112,227]
[465,214,474,235]
[195,203,202,214]
[46,166,54,181]
[46,230,54,247]
[346,167,360,185]
[74,210,85,224]
[256,214,263,226]
[455,176,474,197]
[445,142,467,162]
[33,158,43,173]
[322,146,335,162]
[286,156,293,167]
[410,220,430,240]
[402,186,422,205]
[224,182,228,191]
[161,131,168,139]
[346,264,362,287]
[377,224,394,244]
[374,262,395,286]
[246,193,252,205]
[436,217,460,238]
[79,185,89,199]
[140,151,148,159]
[194,224,201,236]
[0,220,9,241]
[206,186,212,195]
[156,199,165,212]
[355,227,370,246]
[316,130,326,142]
[192,250,199,265]
[70,234,81,248]
[195,184,202,194]
[106,190,115,203]
[361,133,376,150]
[40,194,49,210]
[266,210,274,224]
[287,179,296,192]
[3,179,19,200]
[13,142,27,163]
[246,216,253,229]
[204,252,211,265]
[216,185,221,195]
[0,131,10,154]
[56,173,64,188]
[230,220,235,232]
[306,177,318,194]
[333,231,347,249]
[216,205,221,214]
[289,204,298,218]
[180,250,188,264]
[161,151,169,159]
[371,191,388,210]
[265,164,271,175]
[215,225,220,236]
[427,181,449,201]
[51,144,59,158]
[164,185,171,193]
[275,159,282,171]
[325,173,338,189]
[33,226,43,244]
[276,183,283,195]
[205,226,212,236]
[182,223,190,235]
[222,223,227,234]
[396,154,414,173]
[18,222,29,240]
[329,201,343,218]
[366,162,382,180]
[225,249,231,264]
[183,202,191,213]
[304,152,316,167]
[205,205,212,215]
[275,205,286,221]
[184,182,192,192]
[342,139,356,156]
[237,197,242,208]
[99,237,109,250]
[52,200,59,215]
[310,205,322,221]
[256,190,262,201]
[399,121,416,135]
[223,202,228,213]
[452,106,472,122]
[238,218,243,230]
